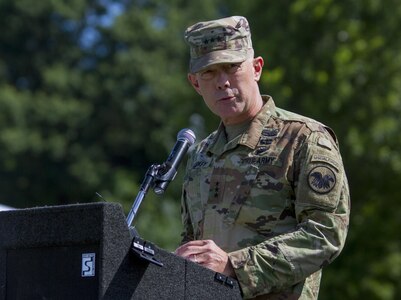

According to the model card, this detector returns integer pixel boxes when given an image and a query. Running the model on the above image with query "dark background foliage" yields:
[1,0,400,298]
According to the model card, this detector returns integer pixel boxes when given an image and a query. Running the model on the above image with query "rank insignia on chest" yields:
[259,128,279,146]
[261,128,279,137]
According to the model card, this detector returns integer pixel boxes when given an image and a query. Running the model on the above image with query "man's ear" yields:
[253,56,264,82]
[188,73,202,95]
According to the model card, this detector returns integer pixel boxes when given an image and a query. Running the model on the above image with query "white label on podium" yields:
[81,253,96,277]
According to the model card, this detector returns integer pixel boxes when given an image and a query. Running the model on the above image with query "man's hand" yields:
[175,240,236,278]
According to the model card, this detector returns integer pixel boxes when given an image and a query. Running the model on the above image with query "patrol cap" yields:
[184,16,254,73]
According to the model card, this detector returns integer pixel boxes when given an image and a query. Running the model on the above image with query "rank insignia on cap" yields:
[308,166,336,194]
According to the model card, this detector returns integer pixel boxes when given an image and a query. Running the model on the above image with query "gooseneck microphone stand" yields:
[126,163,168,228]
[124,129,196,266]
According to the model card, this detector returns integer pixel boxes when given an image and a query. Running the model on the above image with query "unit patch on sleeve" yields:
[308,166,336,194]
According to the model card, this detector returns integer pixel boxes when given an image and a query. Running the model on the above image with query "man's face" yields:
[188,57,264,125]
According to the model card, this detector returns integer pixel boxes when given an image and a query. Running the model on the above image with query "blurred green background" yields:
[1,0,400,299]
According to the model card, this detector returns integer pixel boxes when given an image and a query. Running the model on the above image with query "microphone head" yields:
[177,128,196,145]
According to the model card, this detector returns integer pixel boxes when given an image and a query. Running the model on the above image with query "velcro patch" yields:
[317,137,332,150]
[308,166,336,194]
[311,154,340,171]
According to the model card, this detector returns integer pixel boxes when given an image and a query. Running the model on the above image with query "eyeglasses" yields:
[198,63,243,80]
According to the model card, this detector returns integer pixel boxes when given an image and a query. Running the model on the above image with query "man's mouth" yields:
[218,96,235,101]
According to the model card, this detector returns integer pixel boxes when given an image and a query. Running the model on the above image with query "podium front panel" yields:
[7,245,99,300]
[0,203,242,299]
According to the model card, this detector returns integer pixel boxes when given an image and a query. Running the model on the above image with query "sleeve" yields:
[228,128,350,298]
[180,187,195,244]
[179,148,196,245]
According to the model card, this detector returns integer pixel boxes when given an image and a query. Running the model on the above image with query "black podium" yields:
[0,202,242,299]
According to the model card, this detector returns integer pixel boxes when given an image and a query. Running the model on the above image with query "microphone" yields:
[153,128,196,194]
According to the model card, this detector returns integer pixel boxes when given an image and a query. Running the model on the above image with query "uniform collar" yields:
[207,95,276,155]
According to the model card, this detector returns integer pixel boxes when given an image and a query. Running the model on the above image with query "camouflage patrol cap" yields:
[184,16,254,73]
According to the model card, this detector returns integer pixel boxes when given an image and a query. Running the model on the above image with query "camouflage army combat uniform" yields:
[180,95,350,299]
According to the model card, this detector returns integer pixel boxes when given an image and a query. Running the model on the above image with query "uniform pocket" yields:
[235,167,294,236]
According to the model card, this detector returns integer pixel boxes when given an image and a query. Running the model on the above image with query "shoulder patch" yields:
[308,166,336,194]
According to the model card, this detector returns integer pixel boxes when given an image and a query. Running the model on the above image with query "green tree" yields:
[1,1,400,298]
[0,0,222,248]
[0,0,96,206]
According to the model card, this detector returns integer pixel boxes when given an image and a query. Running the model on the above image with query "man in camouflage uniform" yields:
[175,16,350,299]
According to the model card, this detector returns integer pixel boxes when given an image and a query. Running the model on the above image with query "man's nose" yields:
[215,70,230,90]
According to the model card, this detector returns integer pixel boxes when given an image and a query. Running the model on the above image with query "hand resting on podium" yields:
[175,239,236,278]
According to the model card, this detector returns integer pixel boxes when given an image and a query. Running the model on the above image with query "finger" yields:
[192,253,199,264]
[175,240,207,256]
[175,245,200,258]
[179,240,207,248]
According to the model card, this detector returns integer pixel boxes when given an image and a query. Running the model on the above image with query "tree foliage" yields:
[0,0,400,298]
